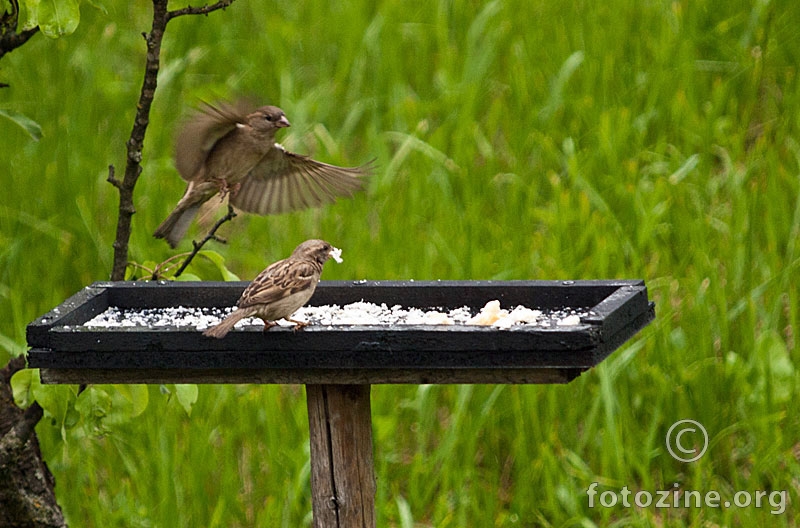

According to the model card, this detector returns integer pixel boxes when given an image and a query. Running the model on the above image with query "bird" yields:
[154,101,372,248]
[203,239,342,338]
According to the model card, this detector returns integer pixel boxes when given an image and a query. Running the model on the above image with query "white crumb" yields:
[556,314,582,326]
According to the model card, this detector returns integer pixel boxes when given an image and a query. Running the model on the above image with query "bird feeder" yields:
[27,279,654,527]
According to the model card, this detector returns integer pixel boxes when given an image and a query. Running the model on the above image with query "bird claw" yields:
[261,321,278,333]
[214,178,230,195]
[214,179,241,201]
[286,318,309,332]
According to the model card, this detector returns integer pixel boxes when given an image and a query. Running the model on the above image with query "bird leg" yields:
[260,320,279,333]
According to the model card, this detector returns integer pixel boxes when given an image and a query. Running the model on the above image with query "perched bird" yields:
[203,239,342,338]
[154,101,372,248]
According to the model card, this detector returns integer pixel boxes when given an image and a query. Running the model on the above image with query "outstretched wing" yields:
[230,145,373,214]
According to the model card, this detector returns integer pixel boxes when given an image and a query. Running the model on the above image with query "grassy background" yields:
[2,0,799,525]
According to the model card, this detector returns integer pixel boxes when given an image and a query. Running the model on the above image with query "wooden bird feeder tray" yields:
[27,279,654,527]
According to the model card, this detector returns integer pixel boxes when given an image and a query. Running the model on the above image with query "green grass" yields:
[2,0,799,525]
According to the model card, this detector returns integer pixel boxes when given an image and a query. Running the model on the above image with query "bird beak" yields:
[330,247,343,263]
[277,115,291,128]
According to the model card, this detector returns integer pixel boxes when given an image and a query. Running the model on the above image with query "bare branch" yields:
[149,253,189,279]
[167,0,237,21]
[109,0,240,281]
[173,205,237,277]
[109,0,170,280]
[0,26,38,60]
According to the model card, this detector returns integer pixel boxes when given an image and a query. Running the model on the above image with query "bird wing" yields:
[229,145,373,215]
[238,258,320,308]
[174,100,256,182]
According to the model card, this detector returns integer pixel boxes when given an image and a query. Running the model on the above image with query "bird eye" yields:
[264,115,273,121]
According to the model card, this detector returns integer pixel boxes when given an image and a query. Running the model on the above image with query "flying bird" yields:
[154,101,371,248]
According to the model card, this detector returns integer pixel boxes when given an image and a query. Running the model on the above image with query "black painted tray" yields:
[27,280,654,384]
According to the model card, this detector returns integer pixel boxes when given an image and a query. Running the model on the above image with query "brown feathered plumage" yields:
[154,101,372,248]
[203,239,342,338]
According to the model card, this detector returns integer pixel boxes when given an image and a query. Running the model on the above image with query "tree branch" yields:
[0,0,39,62]
[173,204,237,277]
[167,0,236,21]
[0,403,42,467]
[149,253,186,280]
[0,357,43,466]
[108,0,239,281]
[0,358,65,526]
[0,26,38,61]
[109,0,169,281]
[106,164,123,189]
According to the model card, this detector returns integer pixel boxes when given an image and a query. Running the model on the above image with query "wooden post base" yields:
[306,384,376,528]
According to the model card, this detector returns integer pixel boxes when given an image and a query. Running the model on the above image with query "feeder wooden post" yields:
[306,384,376,528]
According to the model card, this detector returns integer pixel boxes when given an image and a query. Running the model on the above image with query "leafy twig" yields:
[109,0,238,281]
[173,204,238,278]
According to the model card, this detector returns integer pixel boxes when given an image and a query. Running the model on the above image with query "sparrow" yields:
[154,101,372,248]
[203,239,342,338]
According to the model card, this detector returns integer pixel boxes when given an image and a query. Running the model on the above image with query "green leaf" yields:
[32,383,79,441]
[0,109,43,141]
[174,384,198,416]
[198,250,241,281]
[84,0,107,15]
[116,384,150,417]
[63,399,81,429]
[11,368,37,408]
[174,250,240,281]
[33,383,76,421]
[75,386,111,419]
[175,272,202,281]
[38,0,80,38]
[75,386,112,435]
[16,0,39,31]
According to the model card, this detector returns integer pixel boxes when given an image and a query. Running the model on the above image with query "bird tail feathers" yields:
[203,308,251,339]
[153,204,201,248]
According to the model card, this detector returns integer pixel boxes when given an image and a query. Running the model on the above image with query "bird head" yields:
[292,239,343,266]
[242,105,290,135]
